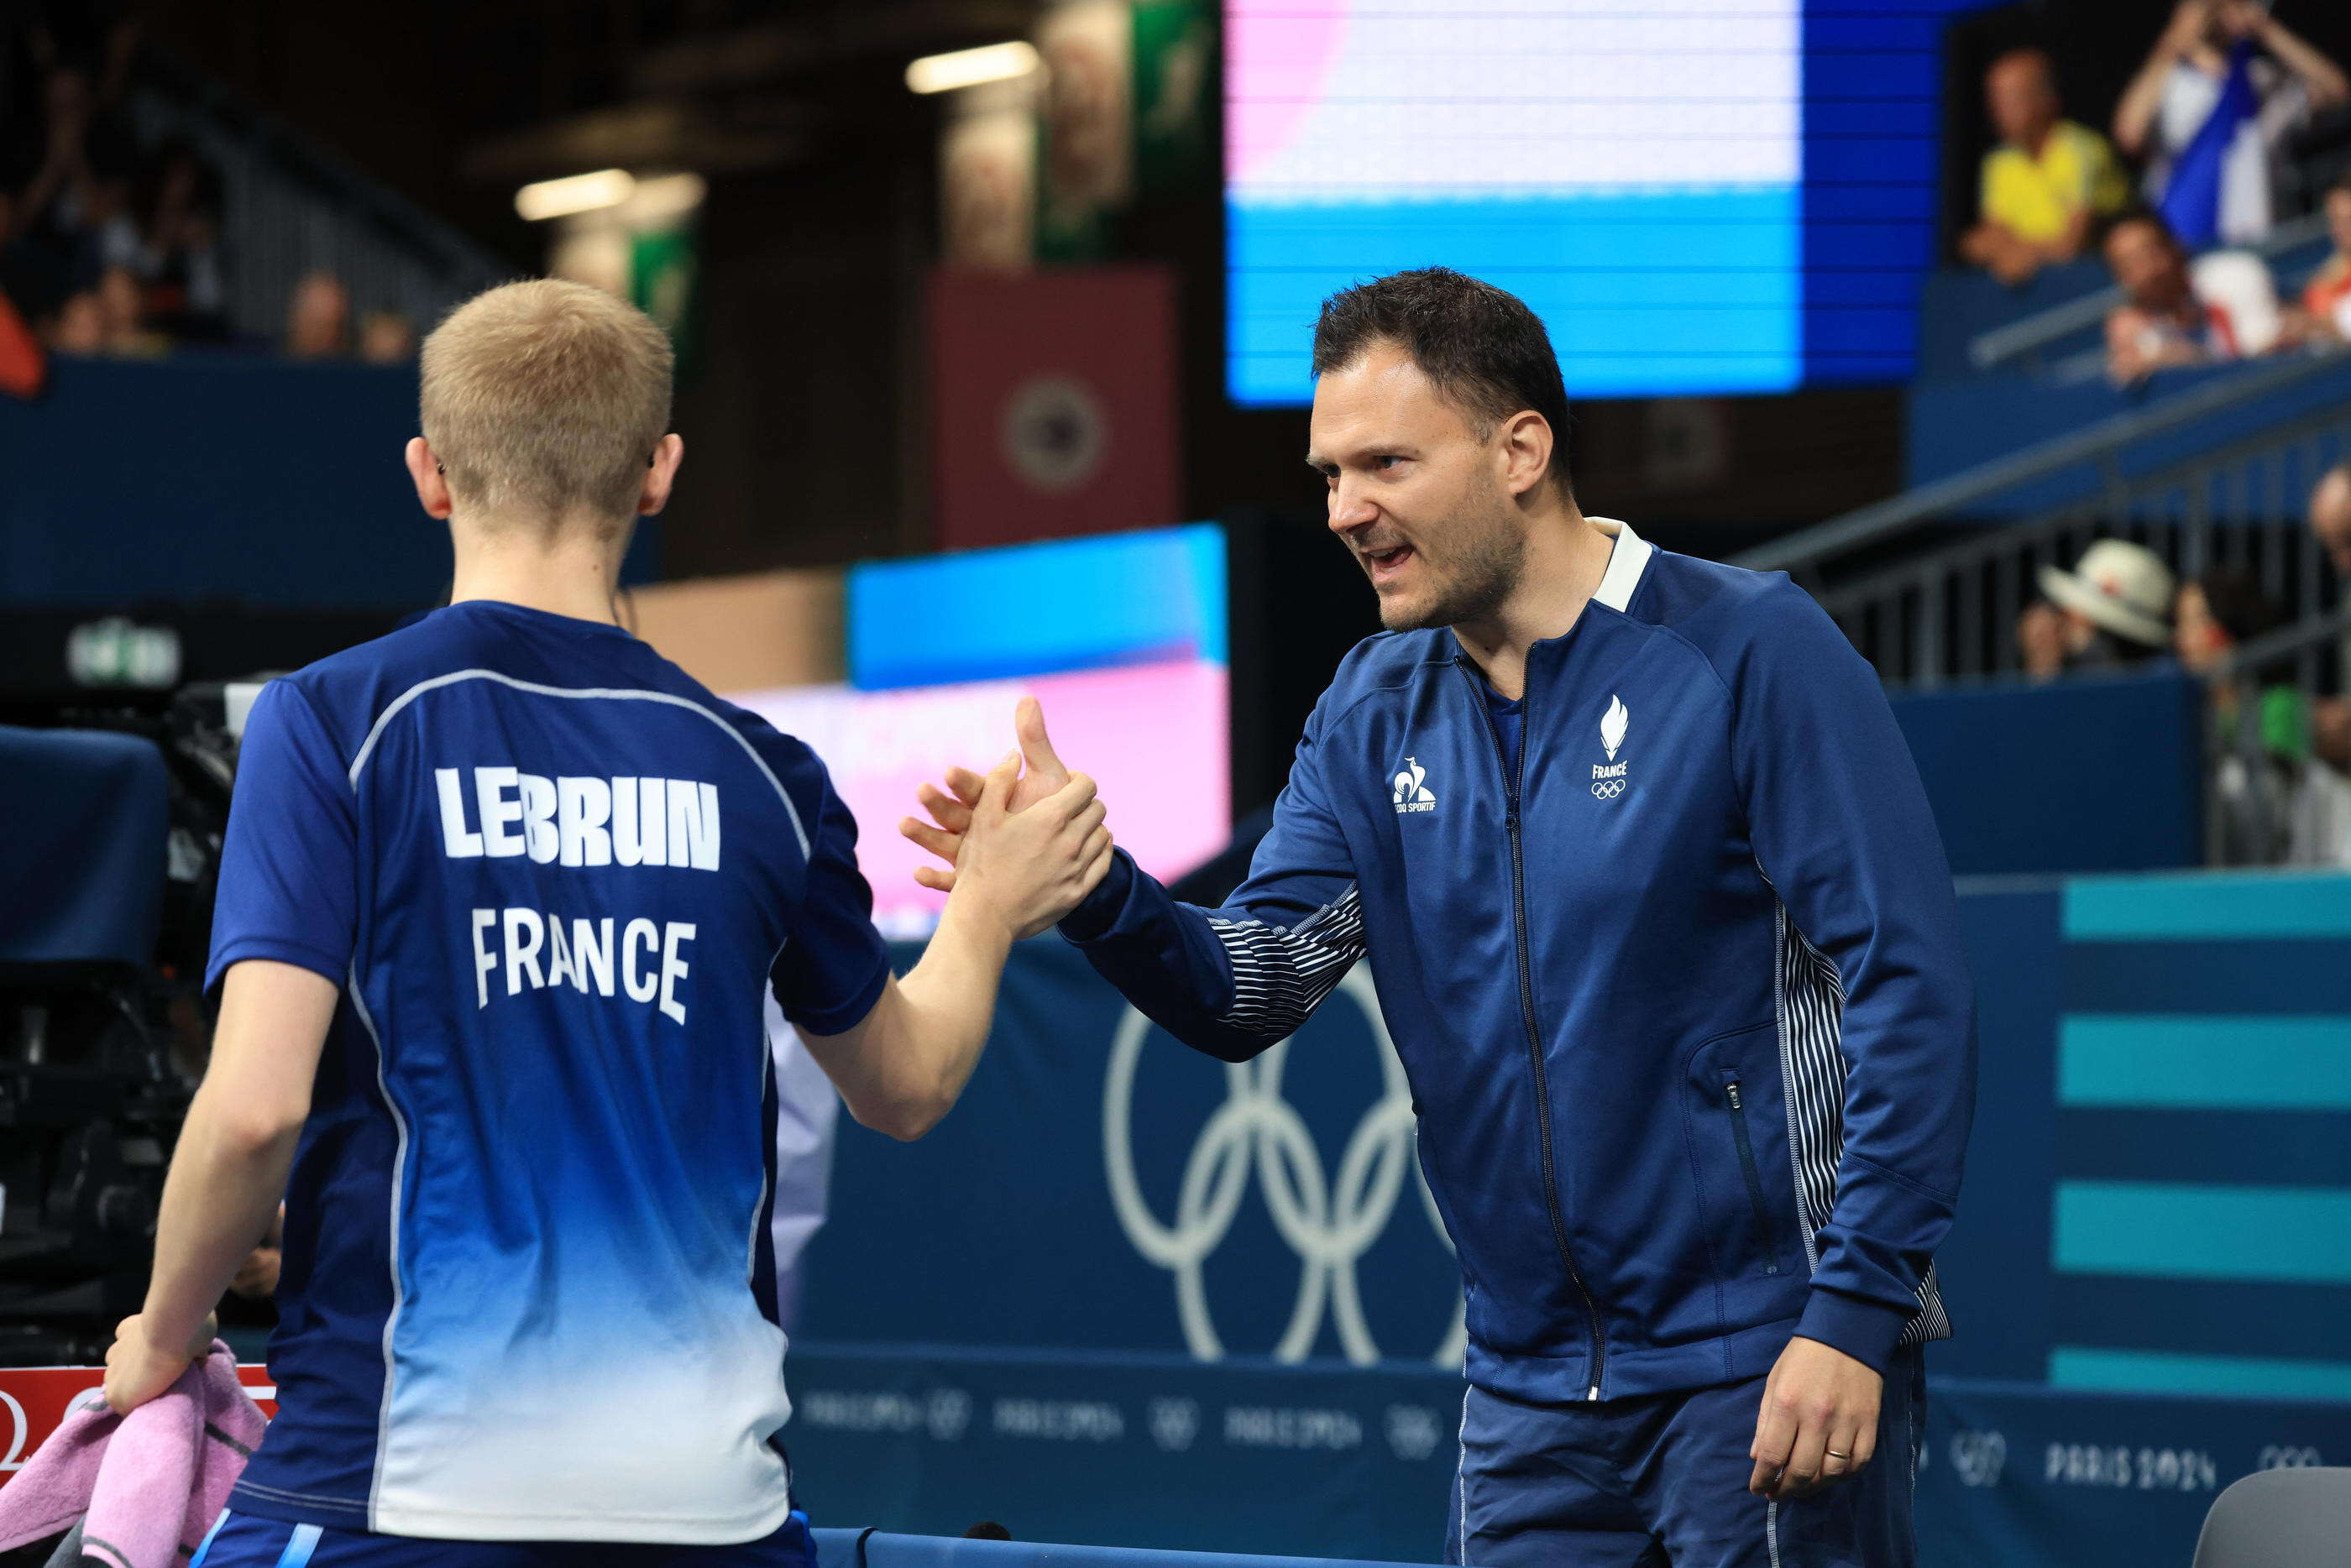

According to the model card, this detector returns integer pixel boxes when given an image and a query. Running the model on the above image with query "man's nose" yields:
[1327,480,1378,536]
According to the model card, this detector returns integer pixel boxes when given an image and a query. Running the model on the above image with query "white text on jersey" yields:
[436,767,720,870]
[471,909,697,1023]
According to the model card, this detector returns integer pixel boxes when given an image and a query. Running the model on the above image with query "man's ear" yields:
[1497,410,1553,500]
[638,432,685,517]
[406,437,453,520]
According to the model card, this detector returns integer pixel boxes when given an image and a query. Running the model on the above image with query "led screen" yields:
[1227,1,1993,403]
[736,661,1229,936]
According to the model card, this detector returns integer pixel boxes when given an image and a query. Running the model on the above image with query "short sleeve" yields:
[207,679,359,994]
[768,757,891,1037]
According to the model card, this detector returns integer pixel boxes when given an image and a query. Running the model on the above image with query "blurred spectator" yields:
[2291,169,2351,342]
[2317,696,2351,771]
[94,260,161,353]
[1961,49,2131,285]
[4,62,125,310]
[285,269,350,358]
[2019,537,2176,679]
[2102,211,2283,384]
[136,138,228,341]
[46,285,101,352]
[2175,564,2286,673]
[2114,1,2348,249]
[2306,461,2351,714]
[2312,460,2351,578]
[2173,564,2342,863]
[0,276,43,396]
[358,309,416,363]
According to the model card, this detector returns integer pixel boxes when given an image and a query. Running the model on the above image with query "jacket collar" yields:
[1443,517,1655,671]
[1588,517,1652,615]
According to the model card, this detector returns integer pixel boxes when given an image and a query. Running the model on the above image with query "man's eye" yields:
[1374,456,1403,470]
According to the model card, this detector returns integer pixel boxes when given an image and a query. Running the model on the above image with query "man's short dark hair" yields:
[1311,267,1574,499]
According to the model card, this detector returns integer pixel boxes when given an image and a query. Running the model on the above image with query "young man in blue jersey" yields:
[101,279,1112,1563]
[903,269,1975,1567]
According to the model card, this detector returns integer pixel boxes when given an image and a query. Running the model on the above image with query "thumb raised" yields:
[1017,696,1066,778]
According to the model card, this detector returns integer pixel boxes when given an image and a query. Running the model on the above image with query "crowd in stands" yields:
[1960,3,2351,387]
[2016,462,2351,865]
[0,12,412,380]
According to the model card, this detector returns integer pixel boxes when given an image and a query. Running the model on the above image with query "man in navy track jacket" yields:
[904,268,1976,1568]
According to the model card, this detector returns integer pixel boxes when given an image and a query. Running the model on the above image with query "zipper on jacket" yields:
[1722,1078,1782,1276]
[1458,659,1608,1401]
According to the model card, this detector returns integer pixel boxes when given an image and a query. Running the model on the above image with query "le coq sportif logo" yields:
[1392,757,1436,814]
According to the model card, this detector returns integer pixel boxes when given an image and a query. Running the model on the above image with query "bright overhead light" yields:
[905,40,1039,95]
[516,169,636,222]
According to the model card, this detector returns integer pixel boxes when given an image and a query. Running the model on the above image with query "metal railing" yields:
[2204,604,2351,867]
[1733,350,2351,691]
[1967,209,2333,374]
[123,49,510,343]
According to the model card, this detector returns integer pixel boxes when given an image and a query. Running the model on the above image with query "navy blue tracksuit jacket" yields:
[1061,520,1976,1407]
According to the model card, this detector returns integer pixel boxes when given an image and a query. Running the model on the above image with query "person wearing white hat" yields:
[2019,537,2176,679]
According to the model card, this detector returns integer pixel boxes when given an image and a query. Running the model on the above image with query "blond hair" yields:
[421,279,673,535]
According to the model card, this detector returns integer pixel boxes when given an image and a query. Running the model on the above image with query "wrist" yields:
[935,885,1019,956]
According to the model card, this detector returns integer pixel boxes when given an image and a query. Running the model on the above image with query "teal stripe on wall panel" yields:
[2051,1346,2351,1402]
[2063,870,2351,939]
[2054,1181,2351,1283]
[2060,1017,2351,1108]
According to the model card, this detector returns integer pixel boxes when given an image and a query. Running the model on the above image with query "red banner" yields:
[929,265,1180,551]
[0,1365,276,1488]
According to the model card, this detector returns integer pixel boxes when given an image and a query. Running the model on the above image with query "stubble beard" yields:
[1376,507,1528,634]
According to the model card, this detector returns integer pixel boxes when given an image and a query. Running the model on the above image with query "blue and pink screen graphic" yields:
[1227,1,1995,404]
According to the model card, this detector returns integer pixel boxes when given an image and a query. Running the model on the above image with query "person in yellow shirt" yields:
[1961,48,2133,285]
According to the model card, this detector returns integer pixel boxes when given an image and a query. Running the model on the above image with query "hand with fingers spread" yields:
[948,745,1115,941]
[1747,1335,1882,1501]
[902,696,1106,896]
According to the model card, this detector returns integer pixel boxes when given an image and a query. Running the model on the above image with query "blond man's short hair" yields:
[421,279,674,535]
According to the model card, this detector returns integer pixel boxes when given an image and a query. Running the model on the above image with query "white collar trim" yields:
[1589,517,1652,614]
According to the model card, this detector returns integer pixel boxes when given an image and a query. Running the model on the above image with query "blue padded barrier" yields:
[1904,351,2351,510]
[0,725,167,965]
[813,1529,1436,1568]
[1887,671,2202,877]
[0,357,657,609]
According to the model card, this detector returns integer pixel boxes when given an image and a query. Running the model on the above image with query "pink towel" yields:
[0,1343,264,1568]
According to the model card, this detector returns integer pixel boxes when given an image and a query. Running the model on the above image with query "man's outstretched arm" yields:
[903,697,1364,1064]
[107,959,335,1412]
[806,752,1110,1140]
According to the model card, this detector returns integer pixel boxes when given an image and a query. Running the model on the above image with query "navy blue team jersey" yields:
[206,600,890,1543]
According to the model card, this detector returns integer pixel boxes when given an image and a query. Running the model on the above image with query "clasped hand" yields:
[911,698,1114,938]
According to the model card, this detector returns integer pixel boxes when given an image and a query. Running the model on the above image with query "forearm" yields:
[1062,850,1281,1063]
[882,898,1015,1129]
[811,895,1014,1141]
[2113,58,2173,153]
[2262,20,2349,104]
[141,1087,302,1351]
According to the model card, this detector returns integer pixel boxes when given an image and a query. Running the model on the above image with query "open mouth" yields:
[1364,543,1415,581]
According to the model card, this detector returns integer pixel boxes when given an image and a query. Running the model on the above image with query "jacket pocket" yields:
[1720,1070,1782,1277]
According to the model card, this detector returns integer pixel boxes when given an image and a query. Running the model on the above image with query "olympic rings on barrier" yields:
[1102,965,1468,1369]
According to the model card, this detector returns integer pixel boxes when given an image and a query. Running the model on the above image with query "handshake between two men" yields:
[898,695,1101,919]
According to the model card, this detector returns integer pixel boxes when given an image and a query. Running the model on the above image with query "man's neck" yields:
[2019,119,2058,158]
[1451,505,1619,701]
[447,512,633,627]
